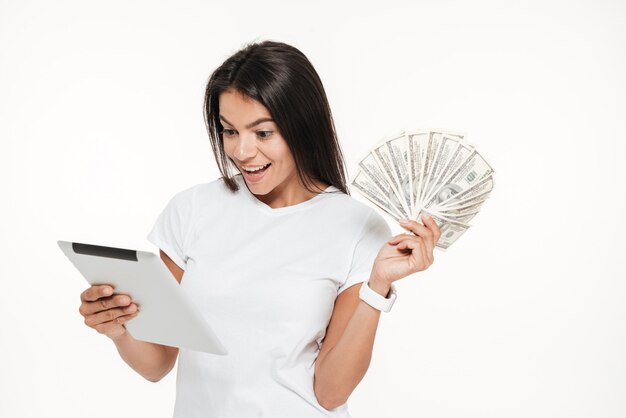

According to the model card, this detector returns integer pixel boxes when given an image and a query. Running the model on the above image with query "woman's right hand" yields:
[79,285,139,340]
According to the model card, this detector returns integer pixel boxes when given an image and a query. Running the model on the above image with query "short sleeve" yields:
[338,209,392,295]
[146,187,195,271]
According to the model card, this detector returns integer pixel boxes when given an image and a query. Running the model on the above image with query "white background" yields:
[1,0,625,417]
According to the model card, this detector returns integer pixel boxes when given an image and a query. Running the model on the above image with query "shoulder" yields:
[178,176,237,202]
[322,189,372,216]
[189,177,229,197]
[172,176,251,219]
[321,190,391,236]
[157,178,227,218]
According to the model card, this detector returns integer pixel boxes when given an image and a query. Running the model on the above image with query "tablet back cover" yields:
[58,240,227,355]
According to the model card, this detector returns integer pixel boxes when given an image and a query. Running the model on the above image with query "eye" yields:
[221,128,237,137]
[257,130,273,139]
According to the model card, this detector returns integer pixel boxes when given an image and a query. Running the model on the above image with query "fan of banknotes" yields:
[350,129,495,251]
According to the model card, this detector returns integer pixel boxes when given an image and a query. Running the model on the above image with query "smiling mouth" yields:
[241,163,271,174]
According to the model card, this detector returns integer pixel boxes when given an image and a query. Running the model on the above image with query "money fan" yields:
[350,129,495,251]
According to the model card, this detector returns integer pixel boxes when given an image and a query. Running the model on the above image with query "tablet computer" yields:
[58,240,227,355]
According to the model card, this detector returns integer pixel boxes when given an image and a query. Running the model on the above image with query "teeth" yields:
[243,163,270,172]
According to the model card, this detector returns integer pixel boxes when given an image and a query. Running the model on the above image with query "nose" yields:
[233,132,258,161]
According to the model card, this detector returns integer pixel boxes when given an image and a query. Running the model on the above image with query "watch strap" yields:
[359,280,397,312]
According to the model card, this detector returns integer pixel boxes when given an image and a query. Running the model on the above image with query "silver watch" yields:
[359,280,397,312]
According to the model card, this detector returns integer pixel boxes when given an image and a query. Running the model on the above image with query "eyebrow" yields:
[219,115,275,129]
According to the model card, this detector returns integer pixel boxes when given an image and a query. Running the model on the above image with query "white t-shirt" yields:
[146,174,392,418]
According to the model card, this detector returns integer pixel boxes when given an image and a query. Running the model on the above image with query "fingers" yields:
[79,293,134,316]
[391,214,441,267]
[396,235,423,254]
[78,284,139,340]
[395,236,431,270]
[420,212,442,245]
[93,312,139,337]
[397,213,442,246]
[80,285,113,302]
[84,304,138,328]
[398,217,435,250]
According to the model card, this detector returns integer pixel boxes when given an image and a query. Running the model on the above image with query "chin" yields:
[244,179,271,195]
[250,187,270,196]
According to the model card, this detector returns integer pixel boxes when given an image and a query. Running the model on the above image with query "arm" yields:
[110,328,179,383]
[313,215,442,410]
[82,250,183,382]
[313,275,390,410]
[111,250,183,382]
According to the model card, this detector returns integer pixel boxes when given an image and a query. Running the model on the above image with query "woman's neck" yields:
[256,177,330,209]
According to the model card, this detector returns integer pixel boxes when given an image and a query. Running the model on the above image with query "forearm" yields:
[110,330,178,382]
[314,275,391,409]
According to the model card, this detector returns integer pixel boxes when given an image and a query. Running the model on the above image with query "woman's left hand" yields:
[371,213,442,286]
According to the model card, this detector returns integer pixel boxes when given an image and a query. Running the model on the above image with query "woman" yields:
[78,40,441,417]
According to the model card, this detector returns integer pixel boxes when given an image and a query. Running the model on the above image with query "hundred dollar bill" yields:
[421,139,475,207]
[358,152,409,219]
[429,186,492,214]
[422,148,495,210]
[416,209,471,251]
[438,191,491,212]
[352,127,493,251]
[438,211,478,225]
[371,136,412,218]
[429,127,467,141]
[430,174,495,209]
[385,133,413,218]
[437,198,486,218]
[351,171,403,221]
[423,208,473,225]
[420,133,465,206]
[407,130,429,219]
[416,132,440,208]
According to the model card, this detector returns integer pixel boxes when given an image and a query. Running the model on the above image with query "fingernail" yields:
[421,213,431,220]
[103,287,113,296]
[399,218,410,224]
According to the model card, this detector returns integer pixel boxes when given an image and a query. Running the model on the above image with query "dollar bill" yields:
[438,192,491,213]
[417,209,471,251]
[422,148,495,210]
[349,128,494,250]
[371,136,412,218]
[431,174,495,209]
[421,139,475,207]
[351,170,403,221]
[417,132,439,207]
[385,133,413,217]
[358,152,409,219]
[420,133,465,205]
[407,130,429,219]
[437,199,485,218]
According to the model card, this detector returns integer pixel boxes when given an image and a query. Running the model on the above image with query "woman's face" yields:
[219,88,300,203]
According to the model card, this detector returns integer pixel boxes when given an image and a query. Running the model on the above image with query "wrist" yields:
[110,328,131,345]
[360,276,398,313]
[366,276,392,298]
